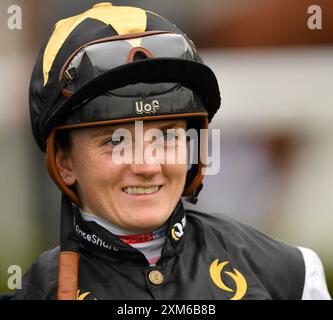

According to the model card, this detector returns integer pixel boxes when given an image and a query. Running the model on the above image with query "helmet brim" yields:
[42,58,221,146]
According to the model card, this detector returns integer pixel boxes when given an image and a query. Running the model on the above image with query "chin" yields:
[123,208,169,232]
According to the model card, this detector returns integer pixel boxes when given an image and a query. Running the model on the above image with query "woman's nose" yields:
[130,162,162,177]
[129,141,162,176]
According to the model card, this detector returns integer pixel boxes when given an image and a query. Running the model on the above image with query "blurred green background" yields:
[0,0,332,297]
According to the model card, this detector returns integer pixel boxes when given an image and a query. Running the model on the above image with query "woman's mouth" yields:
[122,185,162,195]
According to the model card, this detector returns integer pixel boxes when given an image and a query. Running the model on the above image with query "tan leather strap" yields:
[57,251,80,300]
[45,131,81,206]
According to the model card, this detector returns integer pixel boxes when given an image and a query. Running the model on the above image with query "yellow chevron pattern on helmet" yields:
[43,3,147,86]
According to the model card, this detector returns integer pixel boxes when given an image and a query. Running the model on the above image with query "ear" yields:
[55,148,76,186]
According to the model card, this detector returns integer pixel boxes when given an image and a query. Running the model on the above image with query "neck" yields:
[79,209,168,265]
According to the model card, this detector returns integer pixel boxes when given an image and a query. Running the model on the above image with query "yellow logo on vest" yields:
[209,259,247,300]
[171,217,186,241]
[77,290,97,300]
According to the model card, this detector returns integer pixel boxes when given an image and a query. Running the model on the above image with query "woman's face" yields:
[56,119,187,232]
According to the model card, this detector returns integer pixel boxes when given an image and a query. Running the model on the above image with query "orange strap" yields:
[57,251,80,300]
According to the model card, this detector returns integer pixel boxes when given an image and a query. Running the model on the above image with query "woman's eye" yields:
[153,131,179,146]
[105,136,124,146]
[162,132,177,142]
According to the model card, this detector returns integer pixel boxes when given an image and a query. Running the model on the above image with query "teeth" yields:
[123,186,160,195]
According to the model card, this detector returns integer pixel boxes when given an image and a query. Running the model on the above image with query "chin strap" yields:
[185,183,203,204]
[57,194,81,300]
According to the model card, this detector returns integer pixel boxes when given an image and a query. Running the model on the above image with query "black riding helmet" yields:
[29,3,221,299]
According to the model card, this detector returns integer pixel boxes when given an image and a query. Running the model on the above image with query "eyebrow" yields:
[89,121,185,139]
[89,127,117,140]
[155,121,186,131]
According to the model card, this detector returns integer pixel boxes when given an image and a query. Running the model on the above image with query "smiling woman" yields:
[55,120,188,232]
[14,3,331,301]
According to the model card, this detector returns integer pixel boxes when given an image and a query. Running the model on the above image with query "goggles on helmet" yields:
[60,31,196,97]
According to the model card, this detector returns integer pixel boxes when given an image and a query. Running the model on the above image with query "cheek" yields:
[73,152,118,188]
[164,164,187,186]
